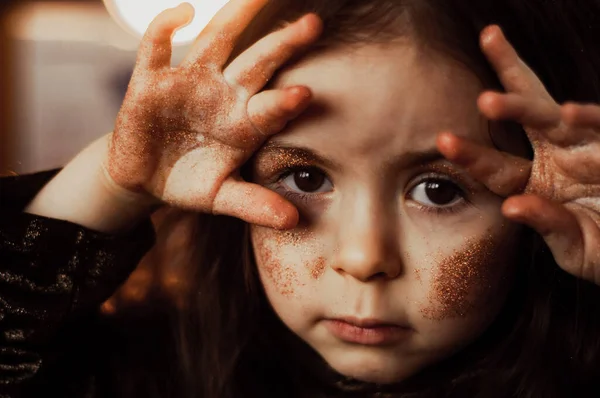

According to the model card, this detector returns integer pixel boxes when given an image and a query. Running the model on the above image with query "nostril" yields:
[373,268,403,280]
[372,272,388,280]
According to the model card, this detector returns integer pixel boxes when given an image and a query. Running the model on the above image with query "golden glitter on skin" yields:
[109,55,240,201]
[427,162,478,195]
[254,234,302,297]
[252,225,327,295]
[420,234,498,321]
[274,229,329,281]
[273,228,327,279]
[252,145,320,180]
[309,257,327,279]
[414,268,423,283]
[102,3,322,223]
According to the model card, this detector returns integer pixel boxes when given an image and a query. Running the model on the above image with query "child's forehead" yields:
[268,43,489,154]
[272,42,483,114]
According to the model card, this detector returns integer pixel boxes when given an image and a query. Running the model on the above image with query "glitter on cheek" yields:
[275,229,328,281]
[414,268,423,283]
[262,256,301,297]
[254,236,301,297]
[252,226,327,295]
[106,32,261,204]
[309,257,326,279]
[420,234,500,321]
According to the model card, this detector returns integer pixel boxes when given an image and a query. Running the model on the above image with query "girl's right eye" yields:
[280,167,333,194]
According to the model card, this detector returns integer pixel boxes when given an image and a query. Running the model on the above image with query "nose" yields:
[332,191,402,282]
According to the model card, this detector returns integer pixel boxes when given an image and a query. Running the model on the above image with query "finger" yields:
[478,91,560,130]
[437,132,531,197]
[561,102,600,130]
[212,179,299,229]
[101,299,118,316]
[478,91,582,146]
[247,86,313,137]
[223,13,323,95]
[501,194,593,280]
[182,0,270,68]
[480,25,552,99]
[137,3,195,71]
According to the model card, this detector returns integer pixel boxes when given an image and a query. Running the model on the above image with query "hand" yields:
[104,0,323,229]
[436,25,600,285]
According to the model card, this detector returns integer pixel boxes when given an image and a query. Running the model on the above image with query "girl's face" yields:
[250,41,521,384]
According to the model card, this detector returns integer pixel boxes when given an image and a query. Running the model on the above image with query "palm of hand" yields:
[112,65,256,208]
[527,130,600,203]
[528,120,600,282]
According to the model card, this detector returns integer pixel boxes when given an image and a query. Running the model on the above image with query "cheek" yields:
[250,226,326,298]
[419,233,512,321]
[405,227,519,357]
[403,213,520,323]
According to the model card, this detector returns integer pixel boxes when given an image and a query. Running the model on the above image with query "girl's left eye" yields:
[281,168,333,194]
[408,178,465,208]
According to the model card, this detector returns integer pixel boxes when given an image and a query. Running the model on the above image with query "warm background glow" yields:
[102,0,231,45]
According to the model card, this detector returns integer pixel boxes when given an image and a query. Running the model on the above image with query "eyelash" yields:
[406,172,472,215]
[274,166,332,205]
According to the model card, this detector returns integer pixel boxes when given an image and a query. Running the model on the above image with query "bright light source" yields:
[102,0,231,46]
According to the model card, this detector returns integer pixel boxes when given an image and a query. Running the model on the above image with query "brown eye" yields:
[409,179,463,207]
[283,168,332,194]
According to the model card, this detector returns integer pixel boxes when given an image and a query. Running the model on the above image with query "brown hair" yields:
[108,1,600,397]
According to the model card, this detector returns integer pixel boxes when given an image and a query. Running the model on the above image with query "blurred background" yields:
[0,0,196,313]
[0,0,191,175]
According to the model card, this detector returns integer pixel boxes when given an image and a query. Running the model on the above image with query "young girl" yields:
[1,0,599,397]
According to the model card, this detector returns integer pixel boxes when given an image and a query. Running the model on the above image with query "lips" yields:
[324,317,412,345]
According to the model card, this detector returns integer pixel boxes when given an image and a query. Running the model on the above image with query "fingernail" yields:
[482,25,501,46]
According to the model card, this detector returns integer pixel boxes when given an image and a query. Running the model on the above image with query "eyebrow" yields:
[384,148,446,171]
[259,142,342,170]
[260,142,446,171]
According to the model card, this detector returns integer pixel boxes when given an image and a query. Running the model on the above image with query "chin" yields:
[322,348,421,384]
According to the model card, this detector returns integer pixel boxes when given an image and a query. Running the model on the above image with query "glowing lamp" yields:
[102,0,231,46]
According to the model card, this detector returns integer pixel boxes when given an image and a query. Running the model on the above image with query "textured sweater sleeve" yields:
[0,169,156,396]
